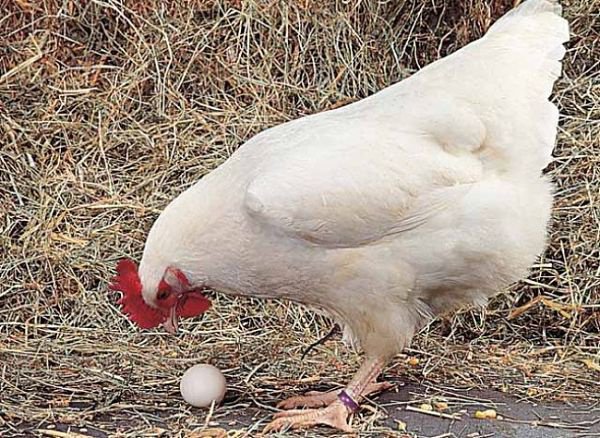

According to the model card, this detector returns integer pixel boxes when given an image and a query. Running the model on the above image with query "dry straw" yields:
[1,0,598,436]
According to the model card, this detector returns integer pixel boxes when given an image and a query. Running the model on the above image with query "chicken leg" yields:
[263,356,387,433]
[277,381,393,409]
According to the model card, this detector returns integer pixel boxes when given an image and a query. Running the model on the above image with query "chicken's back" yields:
[357,0,568,176]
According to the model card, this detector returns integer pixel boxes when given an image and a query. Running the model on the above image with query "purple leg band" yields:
[338,389,359,412]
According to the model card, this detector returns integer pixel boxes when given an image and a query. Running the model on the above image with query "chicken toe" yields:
[263,400,353,433]
[277,381,393,409]
[265,356,387,432]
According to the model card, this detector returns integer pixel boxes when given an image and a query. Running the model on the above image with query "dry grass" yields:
[1,0,599,437]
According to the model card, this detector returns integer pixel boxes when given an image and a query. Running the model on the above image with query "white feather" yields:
[140,0,568,358]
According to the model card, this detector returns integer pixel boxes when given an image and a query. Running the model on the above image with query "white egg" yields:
[180,364,227,408]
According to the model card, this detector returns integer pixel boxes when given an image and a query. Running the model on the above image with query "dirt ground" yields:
[1,0,599,437]
[9,362,600,437]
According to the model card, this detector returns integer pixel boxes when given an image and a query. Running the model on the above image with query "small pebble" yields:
[396,420,407,431]
[407,357,420,366]
[434,401,449,411]
[475,409,497,419]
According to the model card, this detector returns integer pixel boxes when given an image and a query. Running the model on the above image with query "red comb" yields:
[110,259,164,329]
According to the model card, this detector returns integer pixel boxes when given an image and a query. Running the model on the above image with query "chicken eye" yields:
[157,289,169,300]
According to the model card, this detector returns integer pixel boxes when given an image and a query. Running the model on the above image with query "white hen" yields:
[132,0,568,432]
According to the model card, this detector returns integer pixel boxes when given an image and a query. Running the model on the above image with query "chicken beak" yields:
[163,307,179,334]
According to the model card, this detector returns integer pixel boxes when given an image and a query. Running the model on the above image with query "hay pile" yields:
[1,0,598,436]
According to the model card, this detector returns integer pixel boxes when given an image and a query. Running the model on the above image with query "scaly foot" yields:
[277,381,393,409]
[263,400,352,433]
[265,357,388,433]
